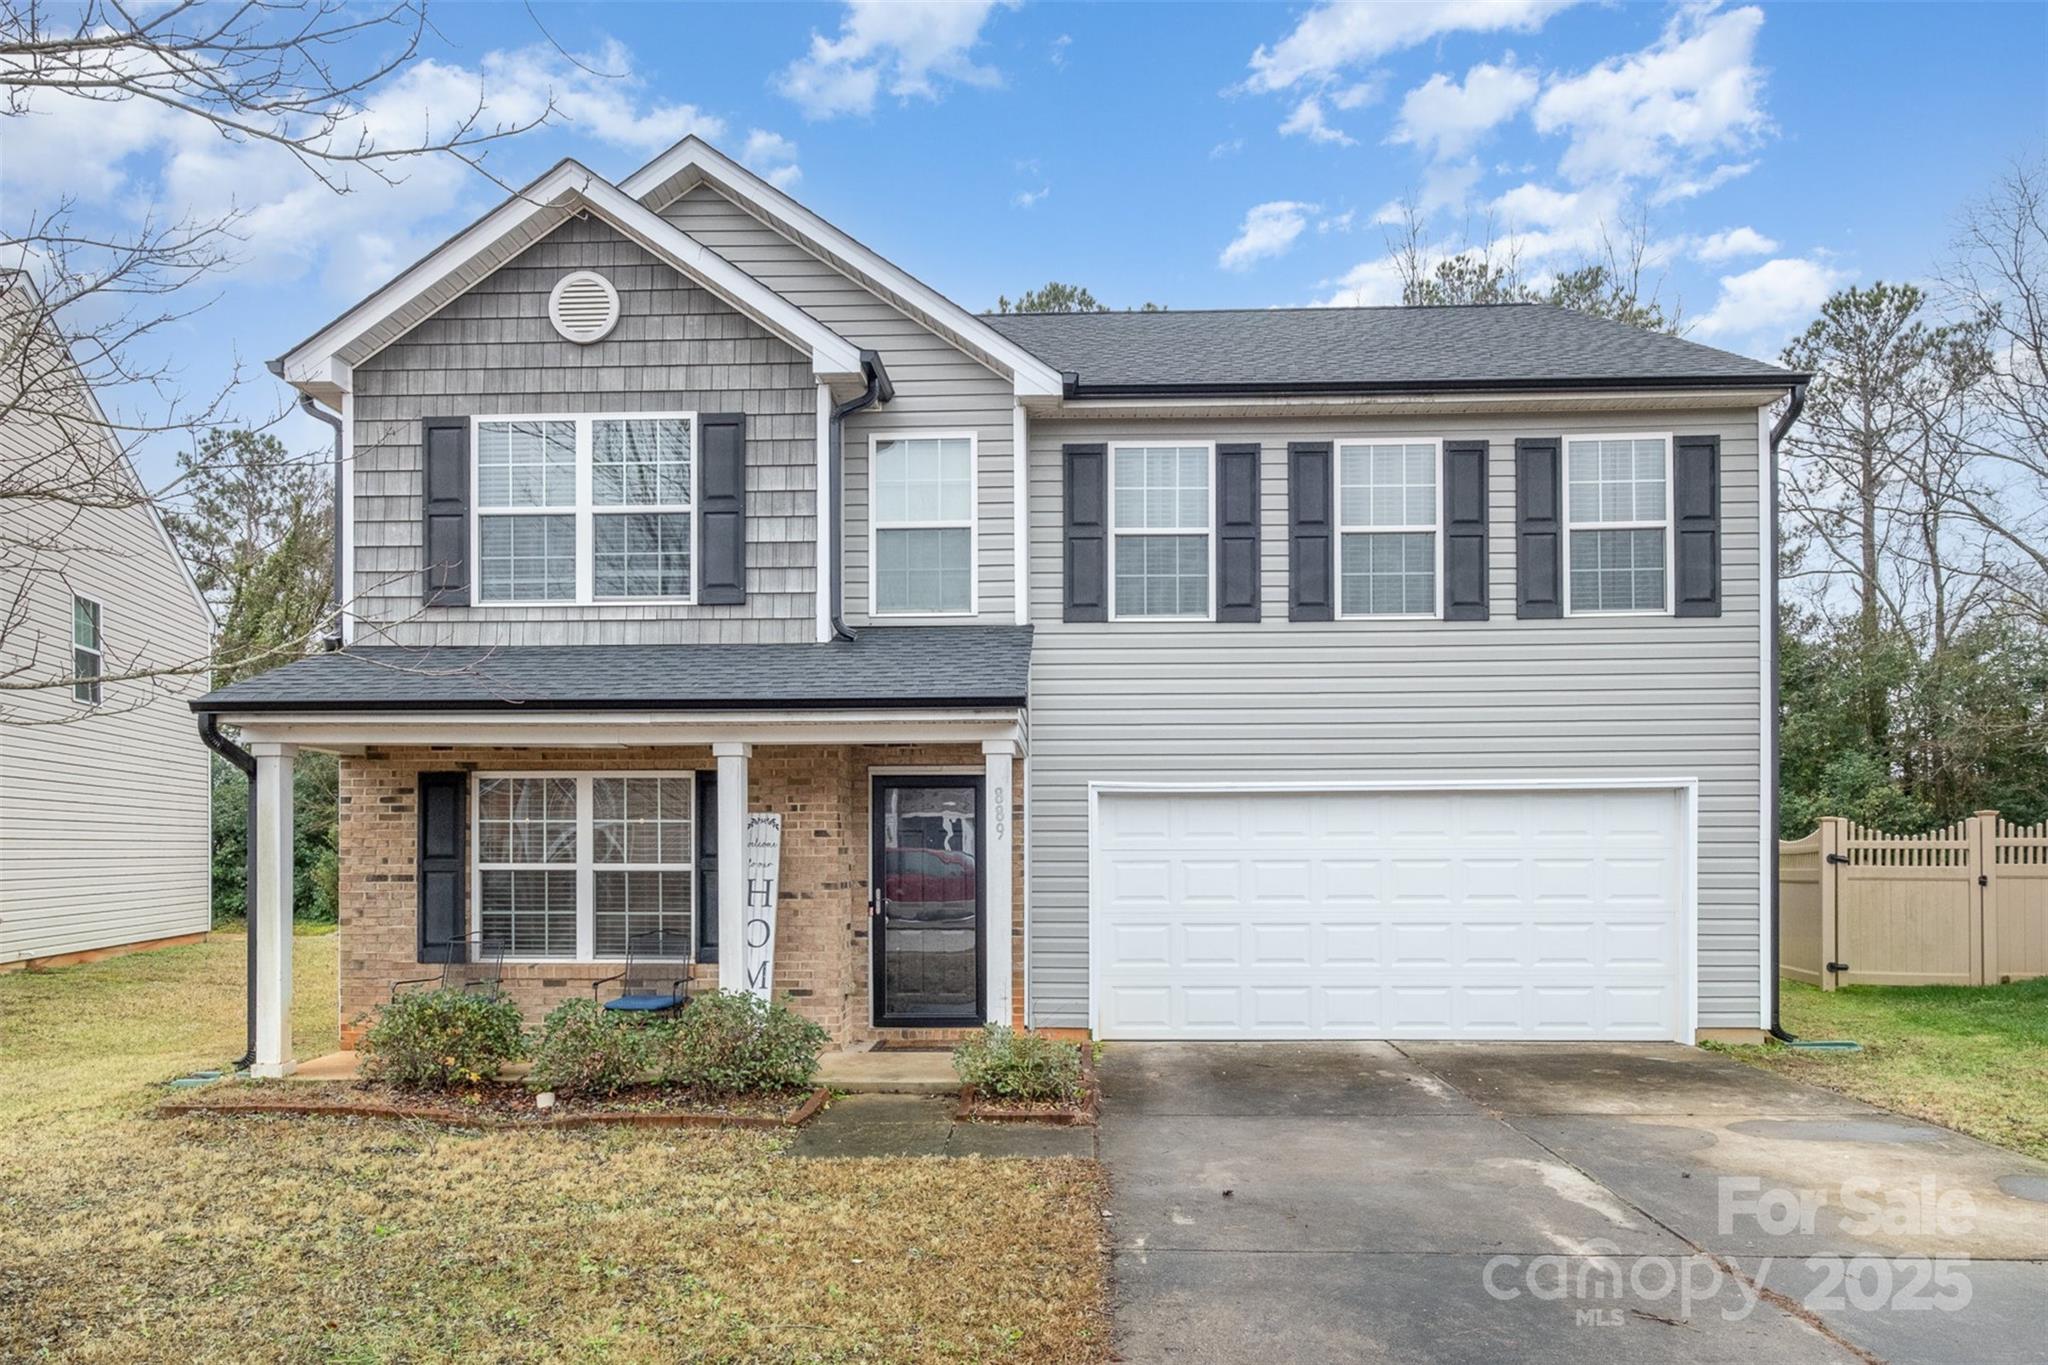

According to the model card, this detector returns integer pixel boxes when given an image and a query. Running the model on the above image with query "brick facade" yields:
[337,743,1025,1048]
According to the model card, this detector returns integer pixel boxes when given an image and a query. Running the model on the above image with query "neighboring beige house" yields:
[0,278,215,969]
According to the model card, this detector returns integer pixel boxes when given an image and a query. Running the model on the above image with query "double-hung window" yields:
[474,773,695,961]
[72,595,102,705]
[1337,440,1440,617]
[870,433,975,614]
[1111,443,1212,619]
[474,413,695,604]
[1565,434,1671,614]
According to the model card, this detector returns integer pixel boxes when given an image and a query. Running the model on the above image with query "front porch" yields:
[229,716,1023,1078]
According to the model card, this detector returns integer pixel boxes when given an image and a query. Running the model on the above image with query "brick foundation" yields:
[337,743,1025,1049]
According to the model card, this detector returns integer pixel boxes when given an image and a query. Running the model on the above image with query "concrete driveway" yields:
[1100,1042,2048,1364]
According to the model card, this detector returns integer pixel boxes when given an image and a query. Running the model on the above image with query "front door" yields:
[872,776,985,1027]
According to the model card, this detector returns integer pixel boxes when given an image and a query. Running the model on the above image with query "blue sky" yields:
[8,1,2045,482]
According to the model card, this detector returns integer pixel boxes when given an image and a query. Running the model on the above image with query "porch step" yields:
[817,1049,958,1095]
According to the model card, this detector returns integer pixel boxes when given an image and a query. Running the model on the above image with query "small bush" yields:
[953,1025,1085,1103]
[657,991,828,1095]
[526,999,652,1098]
[359,988,525,1089]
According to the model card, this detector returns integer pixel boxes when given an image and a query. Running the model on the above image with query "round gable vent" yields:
[548,270,620,344]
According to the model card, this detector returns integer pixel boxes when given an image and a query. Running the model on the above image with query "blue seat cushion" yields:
[604,993,685,1012]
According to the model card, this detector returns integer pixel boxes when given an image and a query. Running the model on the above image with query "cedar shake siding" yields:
[658,185,1017,625]
[348,213,819,646]
[1022,407,1767,1032]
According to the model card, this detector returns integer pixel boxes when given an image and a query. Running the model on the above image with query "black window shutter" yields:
[1215,443,1262,622]
[1288,441,1334,621]
[1442,440,1490,621]
[417,772,466,964]
[1062,443,1107,622]
[695,773,719,963]
[421,417,470,607]
[698,412,747,605]
[1673,434,1722,617]
[1515,437,1563,619]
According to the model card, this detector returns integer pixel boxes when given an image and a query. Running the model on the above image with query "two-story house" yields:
[195,138,1805,1076]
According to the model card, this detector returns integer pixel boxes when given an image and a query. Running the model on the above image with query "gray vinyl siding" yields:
[350,214,819,646]
[1023,408,1768,1032]
[0,370,213,962]
[659,186,1017,624]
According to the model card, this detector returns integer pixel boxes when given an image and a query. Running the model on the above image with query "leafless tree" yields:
[0,1,556,714]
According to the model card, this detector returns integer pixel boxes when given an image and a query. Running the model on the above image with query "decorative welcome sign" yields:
[742,812,783,999]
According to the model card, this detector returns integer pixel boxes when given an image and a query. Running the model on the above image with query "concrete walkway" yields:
[1100,1041,2048,1364]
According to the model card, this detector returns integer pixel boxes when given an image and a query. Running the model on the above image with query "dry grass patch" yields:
[0,934,1109,1363]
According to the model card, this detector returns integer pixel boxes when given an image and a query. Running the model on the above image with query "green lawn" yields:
[0,933,1107,1363]
[1716,976,2048,1161]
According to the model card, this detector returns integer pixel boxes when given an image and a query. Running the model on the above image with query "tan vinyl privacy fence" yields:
[1779,813,2048,989]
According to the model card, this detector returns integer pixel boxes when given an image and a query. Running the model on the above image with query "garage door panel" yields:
[1094,789,1687,1041]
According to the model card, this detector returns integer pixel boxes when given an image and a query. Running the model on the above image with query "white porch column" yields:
[250,741,297,1077]
[714,742,751,993]
[983,739,1018,1026]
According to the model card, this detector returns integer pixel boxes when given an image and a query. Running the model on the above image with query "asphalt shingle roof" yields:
[982,302,1801,393]
[193,627,1032,712]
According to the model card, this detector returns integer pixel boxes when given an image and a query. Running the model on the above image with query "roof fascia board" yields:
[213,707,1031,751]
[621,138,1064,397]
[276,161,863,392]
[1032,385,1798,420]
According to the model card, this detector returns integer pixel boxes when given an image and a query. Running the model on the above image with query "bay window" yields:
[1565,434,1671,614]
[474,773,695,961]
[1337,440,1440,617]
[1111,443,1212,619]
[474,413,695,604]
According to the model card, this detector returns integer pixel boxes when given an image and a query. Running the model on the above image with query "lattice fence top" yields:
[1992,817,2048,867]
[1841,818,1974,868]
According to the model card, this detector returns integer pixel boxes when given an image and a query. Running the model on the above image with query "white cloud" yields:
[741,129,802,189]
[1651,160,1754,205]
[1693,256,1848,341]
[1220,200,1318,270]
[777,0,1014,120]
[1695,225,1777,261]
[1246,0,1581,94]
[1319,209,1356,234]
[1013,185,1050,209]
[1533,5,1770,189]
[1391,60,1538,160]
[1316,253,1411,307]
[480,40,725,153]
[1050,33,1072,68]
[1330,80,1382,111]
[1209,137,1246,159]
[1279,95,1355,146]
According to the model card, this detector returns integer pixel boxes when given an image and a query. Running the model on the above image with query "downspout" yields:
[298,394,345,651]
[1766,382,1809,1043]
[198,713,259,1070]
[826,351,894,642]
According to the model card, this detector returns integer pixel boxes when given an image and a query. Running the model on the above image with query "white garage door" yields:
[1092,787,1689,1042]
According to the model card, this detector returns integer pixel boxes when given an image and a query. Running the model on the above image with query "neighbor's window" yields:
[72,595,102,705]
[1111,444,1211,618]
[475,773,695,961]
[1566,435,1670,614]
[1338,441,1439,617]
[474,414,695,605]
[871,434,974,614]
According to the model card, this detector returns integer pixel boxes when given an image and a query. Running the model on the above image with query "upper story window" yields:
[1111,443,1212,619]
[870,433,975,615]
[474,413,695,605]
[1338,440,1440,618]
[72,595,102,705]
[1566,434,1670,615]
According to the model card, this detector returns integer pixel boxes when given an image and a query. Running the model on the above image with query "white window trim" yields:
[470,411,699,608]
[1333,437,1445,621]
[71,591,104,707]
[866,429,980,618]
[470,770,697,964]
[1562,431,1675,618]
[1106,439,1218,623]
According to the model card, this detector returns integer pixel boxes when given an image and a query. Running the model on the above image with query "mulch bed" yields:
[160,1080,829,1130]
[955,1054,1100,1125]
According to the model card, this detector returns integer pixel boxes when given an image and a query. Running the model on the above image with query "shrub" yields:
[358,988,525,1089]
[953,1025,1084,1103]
[526,999,652,1098]
[657,991,828,1095]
